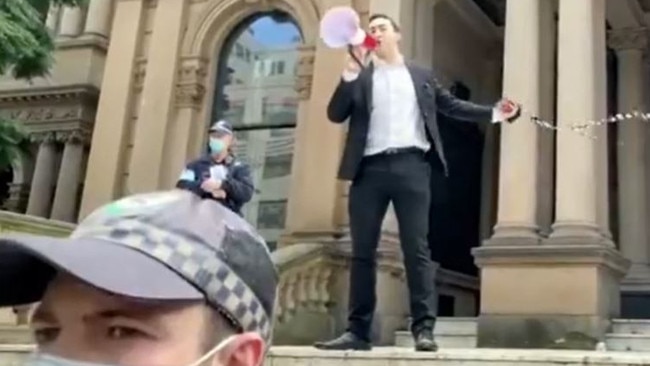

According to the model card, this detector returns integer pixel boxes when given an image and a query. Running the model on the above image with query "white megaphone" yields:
[320,6,377,68]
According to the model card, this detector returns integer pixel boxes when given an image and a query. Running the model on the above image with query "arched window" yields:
[212,10,302,250]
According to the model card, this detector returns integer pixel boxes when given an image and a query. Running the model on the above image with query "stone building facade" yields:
[2,0,650,347]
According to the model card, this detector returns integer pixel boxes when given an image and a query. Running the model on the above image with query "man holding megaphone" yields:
[314,9,520,352]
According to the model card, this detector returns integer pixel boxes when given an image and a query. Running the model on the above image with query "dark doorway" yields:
[0,167,13,208]
[428,82,484,278]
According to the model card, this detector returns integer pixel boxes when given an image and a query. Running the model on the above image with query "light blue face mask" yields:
[209,138,226,155]
[24,335,236,366]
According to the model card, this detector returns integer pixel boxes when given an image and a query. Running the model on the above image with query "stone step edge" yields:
[0,344,34,352]
[269,346,650,362]
[606,333,650,339]
[612,319,650,324]
[394,330,476,336]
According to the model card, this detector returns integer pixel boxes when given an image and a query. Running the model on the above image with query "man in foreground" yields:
[0,190,277,366]
[314,14,519,352]
[177,120,254,216]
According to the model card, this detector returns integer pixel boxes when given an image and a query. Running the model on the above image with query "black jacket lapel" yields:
[362,62,374,116]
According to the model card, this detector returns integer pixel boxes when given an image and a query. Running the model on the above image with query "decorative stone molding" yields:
[186,0,319,58]
[0,85,98,105]
[55,129,91,145]
[0,106,81,124]
[133,58,147,92]
[29,132,56,144]
[175,56,208,109]
[0,85,99,138]
[295,44,315,100]
[608,27,648,52]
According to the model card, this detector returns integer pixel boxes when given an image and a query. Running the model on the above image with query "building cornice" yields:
[0,84,99,105]
[0,84,99,140]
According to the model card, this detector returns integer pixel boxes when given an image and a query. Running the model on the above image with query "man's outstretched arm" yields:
[432,77,518,123]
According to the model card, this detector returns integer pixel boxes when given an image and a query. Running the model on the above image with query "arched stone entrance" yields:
[211,10,303,250]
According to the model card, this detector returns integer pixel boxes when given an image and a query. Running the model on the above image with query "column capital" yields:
[175,56,208,109]
[29,131,56,144]
[295,44,316,100]
[56,129,90,145]
[608,27,648,52]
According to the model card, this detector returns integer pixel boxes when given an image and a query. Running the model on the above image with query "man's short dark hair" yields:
[369,13,401,32]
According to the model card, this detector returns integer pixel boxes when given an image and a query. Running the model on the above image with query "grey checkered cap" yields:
[0,190,278,343]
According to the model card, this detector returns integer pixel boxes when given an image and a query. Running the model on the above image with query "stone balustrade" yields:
[0,214,479,345]
[0,210,75,325]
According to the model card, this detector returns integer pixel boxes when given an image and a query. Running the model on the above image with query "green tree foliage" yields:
[0,0,85,171]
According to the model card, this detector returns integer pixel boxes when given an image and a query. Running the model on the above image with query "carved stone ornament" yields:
[294,44,315,100]
[55,129,91,144]
[608,27,648,51]
[29,131,56,144]
[0,106,81,124]
[175,56,208,109]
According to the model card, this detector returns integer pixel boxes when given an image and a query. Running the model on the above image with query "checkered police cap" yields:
[0,190,278,343]
[209,120,233,135]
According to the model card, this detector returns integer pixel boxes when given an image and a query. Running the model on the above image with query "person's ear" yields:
[213,333,264,366]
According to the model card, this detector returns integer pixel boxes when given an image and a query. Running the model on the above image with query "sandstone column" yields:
[127,0,188,193]
[474,0,628,349]
[485,0,550,245]
[411,0,437,67]
[609,28,650,295]
[493,0,628,348]
[58,6,84,38]
[83,0,113,38]
[159,57,208,189]
[550,0,607,241]
[79,0,145,219]
[282,14,345,237]
[26,134,58,218]
[51,131,86,222]
[46,4,61,34]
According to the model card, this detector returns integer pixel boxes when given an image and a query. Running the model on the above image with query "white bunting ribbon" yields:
[505,109,650,139]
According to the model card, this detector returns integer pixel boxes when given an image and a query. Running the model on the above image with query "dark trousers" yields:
[347,150,437,341]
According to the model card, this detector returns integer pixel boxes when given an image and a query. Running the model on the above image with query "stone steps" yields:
[0,326,32,345]
[0,344,33,366]
[4,344,650,366]
[267,346,650,365]
[394,317,476,348]
[2,337,650,366]
[605,319,650,352]
[395,318,650,352]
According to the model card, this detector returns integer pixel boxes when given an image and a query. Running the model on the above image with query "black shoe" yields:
[414,328,438,352]
[313,332,372,350]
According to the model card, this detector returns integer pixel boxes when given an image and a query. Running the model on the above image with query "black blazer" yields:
[327,62,493,181]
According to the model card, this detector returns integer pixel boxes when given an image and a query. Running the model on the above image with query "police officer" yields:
[0,190,277,366]
[176,120,254,215]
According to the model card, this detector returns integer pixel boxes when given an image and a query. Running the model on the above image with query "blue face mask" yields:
[208,138,225,155]
[24,335,236,366]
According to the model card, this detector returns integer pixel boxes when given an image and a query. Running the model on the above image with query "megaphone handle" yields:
[347,45,365,69]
